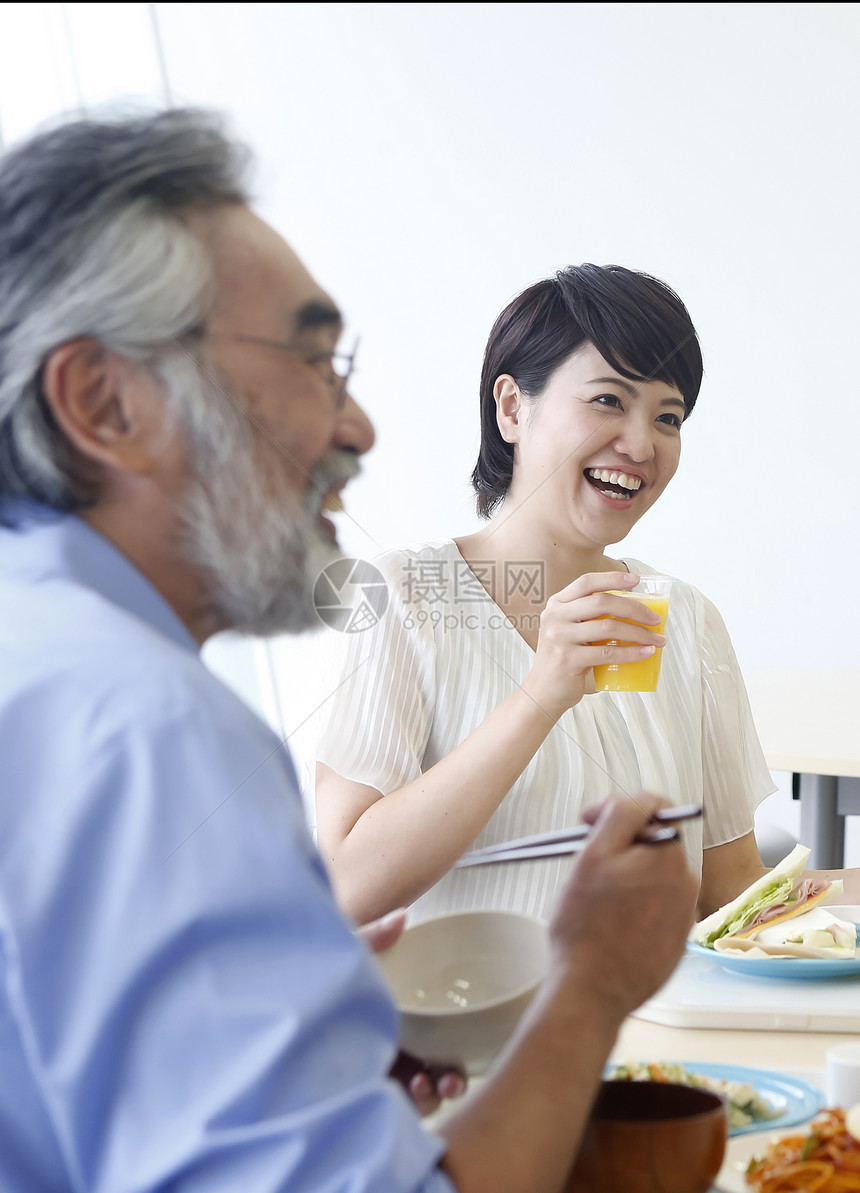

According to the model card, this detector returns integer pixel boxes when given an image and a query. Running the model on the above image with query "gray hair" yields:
[0,108,251,514]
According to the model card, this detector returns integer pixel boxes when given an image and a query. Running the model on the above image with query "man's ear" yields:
[493,374,523,444]
[41,339,162,476]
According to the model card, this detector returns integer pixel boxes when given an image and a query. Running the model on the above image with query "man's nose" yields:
[335,390,376,456]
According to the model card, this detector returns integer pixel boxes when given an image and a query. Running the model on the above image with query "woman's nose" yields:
[612,420,655,462]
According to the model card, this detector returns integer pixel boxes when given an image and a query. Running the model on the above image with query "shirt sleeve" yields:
[697,593,777,848]
[314,550,437,796]
[0,656,454,1193]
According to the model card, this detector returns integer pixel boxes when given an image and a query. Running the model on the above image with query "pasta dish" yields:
[746,1108,860,1190]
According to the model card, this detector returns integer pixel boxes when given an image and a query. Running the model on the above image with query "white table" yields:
[743,668,860,868]
[612,1014,845,1075]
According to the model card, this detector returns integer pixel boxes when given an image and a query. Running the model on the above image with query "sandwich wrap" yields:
[714,905,857,958]
[691,844,853,956]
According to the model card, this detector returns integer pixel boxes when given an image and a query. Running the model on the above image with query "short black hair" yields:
[470,264,703,518]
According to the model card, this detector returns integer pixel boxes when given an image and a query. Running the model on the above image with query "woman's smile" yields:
[583,466,646,502]
[503,343,684,549]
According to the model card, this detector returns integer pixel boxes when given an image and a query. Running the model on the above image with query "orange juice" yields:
[592,591,670,692]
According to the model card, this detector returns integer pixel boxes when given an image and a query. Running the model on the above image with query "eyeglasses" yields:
[207,332,359,410]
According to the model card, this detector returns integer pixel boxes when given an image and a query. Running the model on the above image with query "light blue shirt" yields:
[0,502,453,1193]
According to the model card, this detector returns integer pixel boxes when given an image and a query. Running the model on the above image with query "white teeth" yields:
[587,468,641,491]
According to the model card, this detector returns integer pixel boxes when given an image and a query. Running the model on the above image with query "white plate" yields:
[714,1126,810,1192]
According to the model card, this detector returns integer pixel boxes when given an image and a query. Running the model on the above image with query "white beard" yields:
[180,436,358,637]
[164,345,361,637]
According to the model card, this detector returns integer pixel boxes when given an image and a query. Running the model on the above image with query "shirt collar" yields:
[0,500,199,654]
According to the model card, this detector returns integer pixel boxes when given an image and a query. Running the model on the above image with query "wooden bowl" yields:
[566,1080,728,1193]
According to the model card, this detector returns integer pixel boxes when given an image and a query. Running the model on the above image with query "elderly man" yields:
[0,110,697,1193]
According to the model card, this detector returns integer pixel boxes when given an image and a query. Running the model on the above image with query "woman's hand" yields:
[523,571,665,718]
[357,910,468,1115]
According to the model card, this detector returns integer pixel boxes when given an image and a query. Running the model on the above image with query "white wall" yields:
[0,1,269,719]
[1,2,859,854]
[154,2,860,861]
[150,1,860,669]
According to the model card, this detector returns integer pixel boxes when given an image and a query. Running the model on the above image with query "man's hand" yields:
[550,794,699,1017]
[356,907,409,953]
[388,1051,467,1116]
[357,909,467,1115]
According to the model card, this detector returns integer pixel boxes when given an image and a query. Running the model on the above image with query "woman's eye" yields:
[593,393,623,409]
[657,412,683,429]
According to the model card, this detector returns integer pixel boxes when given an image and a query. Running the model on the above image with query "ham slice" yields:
[739,877,831,934]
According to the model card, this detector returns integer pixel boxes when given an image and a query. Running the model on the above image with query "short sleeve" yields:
[698,594,777,847]
[314,549,437,796]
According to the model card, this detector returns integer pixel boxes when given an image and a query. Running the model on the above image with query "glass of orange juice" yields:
[592,575,672,693]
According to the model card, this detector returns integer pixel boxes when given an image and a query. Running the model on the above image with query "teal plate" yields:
[688,941,860,980]
[689,908,860,980]
[605,1061,824,1137]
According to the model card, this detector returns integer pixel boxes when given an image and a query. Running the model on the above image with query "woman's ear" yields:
[493,374,522,444]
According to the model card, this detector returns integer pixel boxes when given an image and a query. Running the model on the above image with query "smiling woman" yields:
[312,264,776,928]
[485,342,685,571]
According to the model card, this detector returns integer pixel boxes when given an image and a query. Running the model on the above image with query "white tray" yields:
[635,948,860,1032]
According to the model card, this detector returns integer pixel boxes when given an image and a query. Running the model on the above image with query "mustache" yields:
[307,452,361,509]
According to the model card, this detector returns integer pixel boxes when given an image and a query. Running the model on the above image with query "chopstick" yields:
[455,804,701,869]
[455,830,680,867]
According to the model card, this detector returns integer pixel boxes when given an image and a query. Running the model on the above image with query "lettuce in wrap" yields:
[691,843,844,949]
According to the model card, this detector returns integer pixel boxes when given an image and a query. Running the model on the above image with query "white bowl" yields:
[378,909,551,1075]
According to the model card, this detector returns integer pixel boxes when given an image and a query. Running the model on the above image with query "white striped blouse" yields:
[314,540,775,924]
